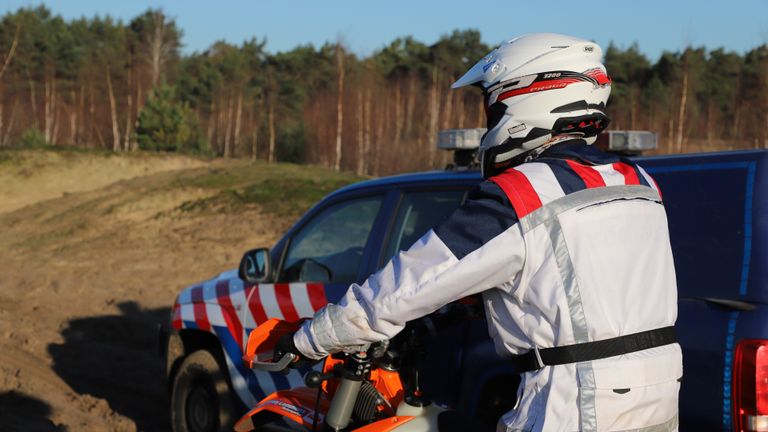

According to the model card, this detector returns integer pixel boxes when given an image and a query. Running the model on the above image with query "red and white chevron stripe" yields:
[173,279,328,351]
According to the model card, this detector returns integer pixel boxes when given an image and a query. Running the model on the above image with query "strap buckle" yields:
[533,345,545,370]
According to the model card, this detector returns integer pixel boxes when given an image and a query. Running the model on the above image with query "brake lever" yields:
[245,352,297,372]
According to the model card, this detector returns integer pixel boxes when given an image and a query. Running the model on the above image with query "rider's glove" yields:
[273,332,311,364]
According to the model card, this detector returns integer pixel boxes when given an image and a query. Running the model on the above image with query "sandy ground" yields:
[0,151,296,431]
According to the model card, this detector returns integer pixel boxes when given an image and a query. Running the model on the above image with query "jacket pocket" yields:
[593,379,680,431]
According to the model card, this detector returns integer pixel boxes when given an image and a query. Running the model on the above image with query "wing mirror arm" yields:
[238,248,273,283]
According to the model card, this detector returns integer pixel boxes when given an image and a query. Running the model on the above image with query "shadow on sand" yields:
[0,390,64,431]
[48,301,171,432]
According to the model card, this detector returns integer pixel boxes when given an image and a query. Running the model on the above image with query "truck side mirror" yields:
[239,248,272,283]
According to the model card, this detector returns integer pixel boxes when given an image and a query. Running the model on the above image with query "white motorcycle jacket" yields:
[294,139,682,432]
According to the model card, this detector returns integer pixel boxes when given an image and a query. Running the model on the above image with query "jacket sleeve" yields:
[294,181,525,359]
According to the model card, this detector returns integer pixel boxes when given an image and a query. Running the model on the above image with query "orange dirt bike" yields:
[234,309,479,432]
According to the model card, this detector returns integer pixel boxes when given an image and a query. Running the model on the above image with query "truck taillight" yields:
[734,340,768,431]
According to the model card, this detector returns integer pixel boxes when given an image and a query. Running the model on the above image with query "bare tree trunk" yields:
[334,43,345,171]
[44,76,55,143]
[135,83,144,148]
[1,101,18,146]
[630,86,638,130]
[88,83,96,148]
[405,74,416,137]
[455,91,465,127]
[69,89,79,144]
[706,99,715,145]
[442,86,454,129]
[375,88,385,176]
[216,95,226,154]
[428,65,440,166]
[676,67,688,153]
[207,100,215,146]
[0,23,19,82]
[268,94,276,163]
[124,93,133,151]
[363,86,372,175]
[224,95,234,157]
[763,58,768,149]
[51,80,59,144]
[667,116,675,153]
[149,12,165,87]
[356,88,364,175]
[252,129,259,161]
[26,70,38,128]
[250,97,260,161]
[44,78,51,141]
[394,83,402,146]
[106,68,121,152]
[234,92,243,156]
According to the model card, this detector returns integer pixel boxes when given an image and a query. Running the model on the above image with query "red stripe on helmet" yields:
[490,168,543,218]
[274,283,300,322]
[215,280,243,348]
[612,162,640,185]
[566,160,606,188]
[584,68,611,86]
[306,283,329,312]
[496,77,581,103]
[245,284,268,325]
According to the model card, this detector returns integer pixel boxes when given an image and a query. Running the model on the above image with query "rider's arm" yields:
[294,181,524,359]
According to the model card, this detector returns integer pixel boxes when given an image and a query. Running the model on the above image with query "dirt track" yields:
[0,150,342,431]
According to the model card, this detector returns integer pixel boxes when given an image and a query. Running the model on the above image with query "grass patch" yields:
[175,162,366,218]
[13,221,87,250]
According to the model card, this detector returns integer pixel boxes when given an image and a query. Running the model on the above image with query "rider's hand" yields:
[273,332,311,365]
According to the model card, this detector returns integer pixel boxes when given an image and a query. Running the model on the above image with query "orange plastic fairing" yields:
[242,318,302,368]
[233,387,328,431]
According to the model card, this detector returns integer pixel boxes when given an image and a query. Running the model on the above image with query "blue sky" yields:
[3,1,767,61]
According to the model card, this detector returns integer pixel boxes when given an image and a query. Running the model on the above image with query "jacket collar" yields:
[539,139,620,166]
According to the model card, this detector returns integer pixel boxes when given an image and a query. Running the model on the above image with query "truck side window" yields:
[380,190,466,267]
[282,196,382,284]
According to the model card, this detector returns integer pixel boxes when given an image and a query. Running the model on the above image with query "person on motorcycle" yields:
[281,33,682,431]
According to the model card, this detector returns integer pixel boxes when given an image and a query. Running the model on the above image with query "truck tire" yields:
[171,349,238,432]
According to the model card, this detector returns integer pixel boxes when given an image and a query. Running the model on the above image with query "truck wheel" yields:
[171,350,238,432]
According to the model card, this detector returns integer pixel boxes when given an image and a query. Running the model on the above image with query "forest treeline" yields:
[0,7,766,175]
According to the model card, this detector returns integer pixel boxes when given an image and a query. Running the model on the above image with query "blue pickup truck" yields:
[164,146,767,432]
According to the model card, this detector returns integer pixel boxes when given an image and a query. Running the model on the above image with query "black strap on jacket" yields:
[515,326,677,373]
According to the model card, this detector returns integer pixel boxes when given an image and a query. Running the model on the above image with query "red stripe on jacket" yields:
[566,160,606,188]
[612,162,640,185]
[490,168,543,218]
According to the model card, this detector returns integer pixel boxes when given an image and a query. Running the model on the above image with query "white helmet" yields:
[453,33,612,178]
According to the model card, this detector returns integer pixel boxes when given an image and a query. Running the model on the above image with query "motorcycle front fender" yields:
[234,387,328,431]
